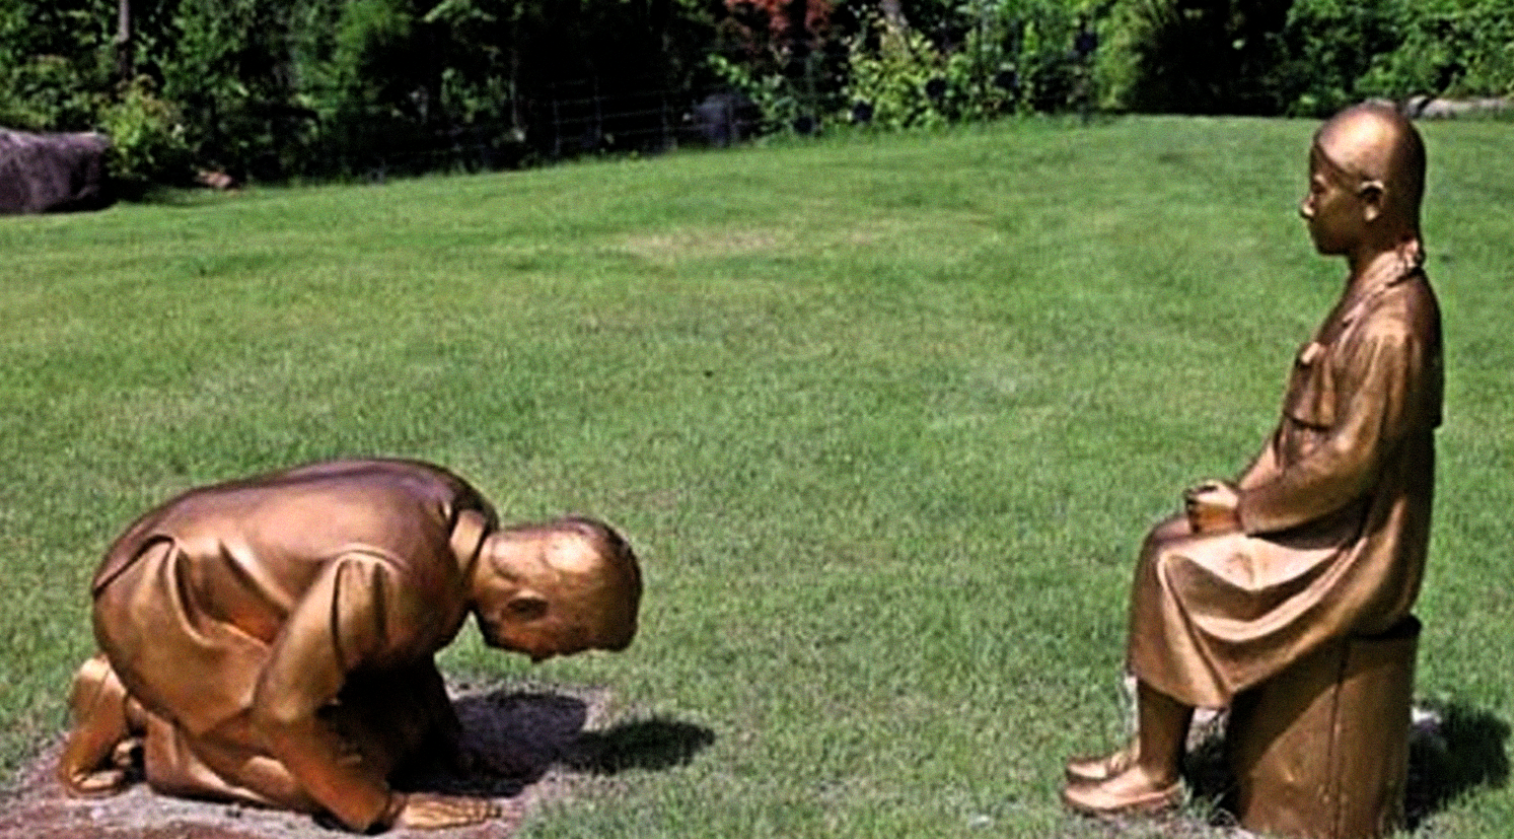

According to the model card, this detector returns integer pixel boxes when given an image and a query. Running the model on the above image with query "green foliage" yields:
[3,117,1514,836]
[425,0,517,126]
[842,20,953,130]
[0,0,114,66]
[1266,0,1514,116]
[9,0,1511,179]
[1359,0,1514,101]
[0,55,106,132]
[1096,0,1289,114]
[1265,0,1405,116]
[1100,0,1514,116]
[0,1,114,131]
[328,0,419,109]
[99,76,193,195]
[990,0,1095,111]
[158,0,321,178]
[742,0,1099,133]
[708,52,805,133]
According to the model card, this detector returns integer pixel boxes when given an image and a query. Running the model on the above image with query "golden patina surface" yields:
[59,459,640,833]
[1065,102,1441,832]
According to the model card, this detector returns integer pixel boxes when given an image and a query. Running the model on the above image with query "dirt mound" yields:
[0,684,614,839]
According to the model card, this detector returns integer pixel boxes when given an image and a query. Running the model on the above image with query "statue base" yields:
[1226,616,1419,839]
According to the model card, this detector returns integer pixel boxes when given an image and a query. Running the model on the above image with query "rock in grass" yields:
[0,129,113,215]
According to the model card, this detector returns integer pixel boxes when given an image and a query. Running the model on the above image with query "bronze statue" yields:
[58,458,642,832]
[1063,102,1441,816]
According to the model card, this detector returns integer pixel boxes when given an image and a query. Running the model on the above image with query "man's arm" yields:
[58,654,140,797]
[251,556,396,829]
[251,556,497,831]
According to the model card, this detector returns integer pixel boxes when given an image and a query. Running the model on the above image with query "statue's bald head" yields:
[476,515,641,658]
[1313,100,1426,240]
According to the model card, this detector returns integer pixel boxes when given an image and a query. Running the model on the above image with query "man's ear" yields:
[1358,179,1385,223]
[505,593,549,622]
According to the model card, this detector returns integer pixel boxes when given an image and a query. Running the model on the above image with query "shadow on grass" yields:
[398,689,715,798]
[567,718,718,775]
[116,184,224,207]
[1405,700,1511,827]
[1183,699,1509,829]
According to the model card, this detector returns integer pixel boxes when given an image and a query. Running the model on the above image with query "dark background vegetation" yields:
[2,0,1512,187]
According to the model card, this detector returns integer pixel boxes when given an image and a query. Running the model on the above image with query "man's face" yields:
[1299,144,1367,256]
[476,609,590,663]
[471,536,603,662]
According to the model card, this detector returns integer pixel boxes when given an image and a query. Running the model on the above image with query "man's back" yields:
[90,459,489,734]
[95,459,491,601]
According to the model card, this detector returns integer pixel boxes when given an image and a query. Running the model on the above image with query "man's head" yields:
[469,517,641,662]
[1301,100,1426,261]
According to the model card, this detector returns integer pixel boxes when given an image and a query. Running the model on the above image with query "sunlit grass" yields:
[2,115,1510,837]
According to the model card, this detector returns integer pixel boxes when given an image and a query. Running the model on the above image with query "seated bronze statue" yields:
[59,458,642,832]
[1063,102,1441,816]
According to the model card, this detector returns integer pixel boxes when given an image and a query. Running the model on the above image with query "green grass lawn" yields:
[2,115,1511,837]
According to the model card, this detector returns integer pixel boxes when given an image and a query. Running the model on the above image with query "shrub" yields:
[708,0,841,134]
[1359,0,1514,102]
[841,18,952,130]
[0,1,114,132]
[1101,0,1514,117]
[0,55,107,132]
[1096,0,1289,114]
[159,0,320,179]
[99,77,192,195]
[1265,0,1406,116]
[840,0,1097,130]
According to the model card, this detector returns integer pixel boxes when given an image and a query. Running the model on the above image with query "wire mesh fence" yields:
[288,73,762,181]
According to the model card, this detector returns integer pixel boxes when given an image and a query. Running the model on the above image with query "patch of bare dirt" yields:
[0,682,715,839]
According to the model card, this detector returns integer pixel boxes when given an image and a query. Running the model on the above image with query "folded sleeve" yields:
[1237,325,1425,535]
[250,555,409,830]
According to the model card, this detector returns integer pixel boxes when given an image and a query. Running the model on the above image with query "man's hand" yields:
[395,792,503,830]
[63,767,132,797]
[66,735,143,796]
[1184,480,1241,534]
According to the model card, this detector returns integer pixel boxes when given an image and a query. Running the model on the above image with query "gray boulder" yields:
[1403,95,1514,120]
[0,128,113,214]
[691,92,759,148]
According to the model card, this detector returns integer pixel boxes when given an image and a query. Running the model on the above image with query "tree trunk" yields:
[115,0,133,80]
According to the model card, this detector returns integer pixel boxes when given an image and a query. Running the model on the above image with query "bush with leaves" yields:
[99,76,192,195]
[840,19,948,129]
[1359,0,1514,103]
[1096,0,1289,114]
[0,1,115,132]
[0,55,107,133]
[158,0,327,180]
[1263,0,1514,117]
[707,0,843,135]
[1100,0,1514,117]
[840,0,1094,130]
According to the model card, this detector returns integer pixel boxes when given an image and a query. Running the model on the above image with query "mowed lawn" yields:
[2,116,1511,838]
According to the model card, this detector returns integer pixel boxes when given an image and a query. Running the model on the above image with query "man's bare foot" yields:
[395,792,504,829]
[1061,764,1182,817]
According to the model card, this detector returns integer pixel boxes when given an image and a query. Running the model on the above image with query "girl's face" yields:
[1299,145,1367,257]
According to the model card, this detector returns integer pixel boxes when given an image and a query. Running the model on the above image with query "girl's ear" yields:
[1358,179,1386,223]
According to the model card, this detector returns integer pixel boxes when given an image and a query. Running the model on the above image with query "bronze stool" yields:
[1227,617,1420,839]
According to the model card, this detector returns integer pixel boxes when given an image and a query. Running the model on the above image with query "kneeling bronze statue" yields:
[59,458,642,832]
[1064,101,1441,820]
